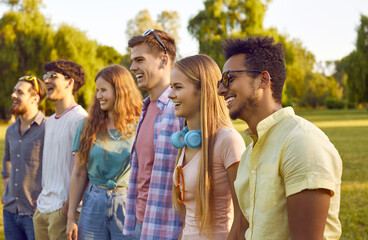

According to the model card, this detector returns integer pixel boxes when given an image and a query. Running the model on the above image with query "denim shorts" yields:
[78,183,132,240]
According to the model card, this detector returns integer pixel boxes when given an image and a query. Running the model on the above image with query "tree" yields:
[125,9,180,43]
[0,0,125,118]
[0,0,54,118]
[344,14,368,105]
[188,0,270,66]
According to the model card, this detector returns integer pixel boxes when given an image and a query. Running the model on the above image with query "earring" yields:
[171,126,201,149]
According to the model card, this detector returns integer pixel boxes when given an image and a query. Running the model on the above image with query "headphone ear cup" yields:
[171,131,186,149]
[184,130,201,149]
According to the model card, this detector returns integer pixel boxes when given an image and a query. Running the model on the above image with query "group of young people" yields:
[2,29,342,240]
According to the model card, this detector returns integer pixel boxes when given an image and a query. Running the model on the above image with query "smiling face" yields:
[168,67,201,122]
[130,43,165,91]
[43,72,72,101]
[217,54,261,121]
[95,77,116,112]
[11,81,37,116]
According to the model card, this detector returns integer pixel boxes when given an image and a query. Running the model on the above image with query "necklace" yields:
[107,129,122,141]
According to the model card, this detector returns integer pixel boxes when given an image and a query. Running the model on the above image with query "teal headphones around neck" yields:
[170,126,201,149]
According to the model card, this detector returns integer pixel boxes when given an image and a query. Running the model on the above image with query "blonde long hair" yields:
[172,55,232,235]
[78,64,142,166]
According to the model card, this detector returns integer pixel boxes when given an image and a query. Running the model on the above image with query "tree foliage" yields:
[343,14,368,105]
[125,9,180,44]
[0,0,123,118]
[188,0,270,65]
[189,0,340,108]
[0,0,53,118]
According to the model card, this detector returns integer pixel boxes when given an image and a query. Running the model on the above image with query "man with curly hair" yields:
[217,36,342,239]
[33,59,88,240]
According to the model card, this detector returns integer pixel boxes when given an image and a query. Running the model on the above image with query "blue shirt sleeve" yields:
[72,120,85,152]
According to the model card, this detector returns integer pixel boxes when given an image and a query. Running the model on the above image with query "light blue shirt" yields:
[72,120,134,189]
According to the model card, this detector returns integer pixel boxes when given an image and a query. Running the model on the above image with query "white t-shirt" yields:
[37,105,87,214]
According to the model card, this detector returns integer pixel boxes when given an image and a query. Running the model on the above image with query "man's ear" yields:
[67,78,74,89]
[160,54,169,68]
[259,71,272,88]
[32,94,40,105]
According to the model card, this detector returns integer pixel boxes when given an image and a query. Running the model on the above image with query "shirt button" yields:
[15,197,18,200]
[19,140,22,143]
[17,154,20,157]
[15,183,17,186]
[16,169,19,172]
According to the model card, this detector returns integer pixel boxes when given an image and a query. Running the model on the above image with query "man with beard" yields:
[217,36,342,239]
[2,76,47,240]
[33,59,88,240]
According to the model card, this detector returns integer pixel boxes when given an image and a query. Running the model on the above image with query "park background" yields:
[0,0,368,239]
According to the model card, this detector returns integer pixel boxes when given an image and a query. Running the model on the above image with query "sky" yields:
[1,0,368,63]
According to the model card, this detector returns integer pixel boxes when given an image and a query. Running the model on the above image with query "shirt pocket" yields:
[258,164,277,212]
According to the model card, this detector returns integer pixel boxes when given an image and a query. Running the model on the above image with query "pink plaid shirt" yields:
[124,87,184,239]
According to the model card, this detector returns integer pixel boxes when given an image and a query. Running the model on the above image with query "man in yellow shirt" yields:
[217,36,342,240]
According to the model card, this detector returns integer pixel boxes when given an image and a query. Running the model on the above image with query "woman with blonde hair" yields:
[66,64,142,239]
[168,54,246,239]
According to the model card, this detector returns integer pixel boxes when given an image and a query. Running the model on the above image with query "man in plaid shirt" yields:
[123,29,183,239]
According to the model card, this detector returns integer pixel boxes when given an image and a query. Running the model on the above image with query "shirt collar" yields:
[15,111,45,127]
[142,86,172,111]
[33,111,45,126]
[244,107,295,141]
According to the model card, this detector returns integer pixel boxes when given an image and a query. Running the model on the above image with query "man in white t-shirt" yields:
[33,59,88,240]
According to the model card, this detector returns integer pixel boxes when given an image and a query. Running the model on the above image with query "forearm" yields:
[1,178,9,203]
[67,167,88,220]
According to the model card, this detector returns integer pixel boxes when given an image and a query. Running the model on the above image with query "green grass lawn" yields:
[0,109,367,239]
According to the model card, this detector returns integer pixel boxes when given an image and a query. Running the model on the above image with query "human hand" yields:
[66,219,78,240]
[61,202,69,218]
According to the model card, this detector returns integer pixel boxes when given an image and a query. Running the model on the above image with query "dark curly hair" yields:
[222,36,286,103]
[43,59,85,95]
[128,29,176,65]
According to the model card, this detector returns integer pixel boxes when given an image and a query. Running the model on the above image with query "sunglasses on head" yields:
[142,29,167,54]
[174,165,185,203]
[217,69,263,88]
[43,72,69,81]
[19,76,39,94]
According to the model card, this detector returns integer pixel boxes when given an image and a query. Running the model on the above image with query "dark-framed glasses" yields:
[43,72,69,81]
[19,76,39,94]
[142,29,167,54]
[217,70,263,88]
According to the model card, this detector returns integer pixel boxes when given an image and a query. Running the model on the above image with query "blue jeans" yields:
[3,209,35,240]
[78,183,132,240]
[132,219,142,240]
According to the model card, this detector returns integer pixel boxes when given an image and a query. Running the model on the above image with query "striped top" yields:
[37,105,87,213]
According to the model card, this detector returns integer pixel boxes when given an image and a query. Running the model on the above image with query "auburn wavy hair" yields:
[78,64,142,166]
[172,55,232,237]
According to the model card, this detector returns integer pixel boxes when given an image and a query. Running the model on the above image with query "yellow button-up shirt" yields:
[235,107,342,240]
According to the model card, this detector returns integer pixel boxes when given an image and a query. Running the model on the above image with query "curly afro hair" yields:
[43,59,85,95]
[222,36,286,104]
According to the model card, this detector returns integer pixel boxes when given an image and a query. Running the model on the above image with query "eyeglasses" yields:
[174,166,185,203]
[43,72,69,81]
[19,76,39,94]
[142,29,167,54]
[217,70,263,88]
